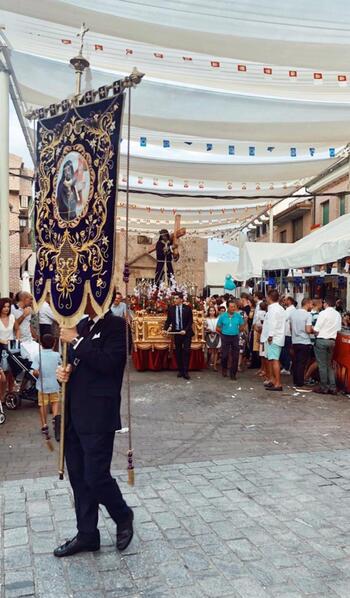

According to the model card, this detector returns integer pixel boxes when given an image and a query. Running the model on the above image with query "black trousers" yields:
[292,344,311,387]
[174,334,191,375]
[65,422,130,542]
[221,334,240,376]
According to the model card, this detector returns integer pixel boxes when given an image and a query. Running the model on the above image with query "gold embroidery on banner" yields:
[35,104,119,313]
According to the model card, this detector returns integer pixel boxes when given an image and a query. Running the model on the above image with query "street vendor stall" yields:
[262,214,350,391]
[132,310,206,371]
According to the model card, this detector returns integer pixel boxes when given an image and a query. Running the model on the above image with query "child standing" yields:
[31,334,61,444]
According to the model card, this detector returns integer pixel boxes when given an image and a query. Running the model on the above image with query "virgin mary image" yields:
[56,156,88,221]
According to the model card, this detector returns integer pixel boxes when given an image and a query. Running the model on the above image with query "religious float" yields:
[130,275,206,372]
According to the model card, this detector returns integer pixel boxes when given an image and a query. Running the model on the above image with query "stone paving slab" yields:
[2,450,350,597]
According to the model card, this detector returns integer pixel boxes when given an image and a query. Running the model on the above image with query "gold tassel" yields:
[46,439,54,452]
[127,449,134,486]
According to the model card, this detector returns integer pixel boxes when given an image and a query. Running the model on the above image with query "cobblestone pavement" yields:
[1,369,350,480]
[2,369,350,597]
[3,451,350,597]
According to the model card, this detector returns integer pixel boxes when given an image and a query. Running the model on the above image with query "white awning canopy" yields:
[235,242,293,280]
[205,262,239,287]
[262,214,350,270]
[1,0,349,233]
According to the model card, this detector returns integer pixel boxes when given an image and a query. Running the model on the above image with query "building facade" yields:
[9,154,34,294]
[251,156,349,244]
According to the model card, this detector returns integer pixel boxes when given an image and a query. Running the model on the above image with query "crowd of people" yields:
[202,290,348,394]
[1,288,349,410]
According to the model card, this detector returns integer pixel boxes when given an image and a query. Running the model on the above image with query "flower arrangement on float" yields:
[132,275,204,314]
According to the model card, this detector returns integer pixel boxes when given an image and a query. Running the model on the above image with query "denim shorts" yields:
[265,342,282,361]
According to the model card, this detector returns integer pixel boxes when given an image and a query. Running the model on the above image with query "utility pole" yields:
[0,53,9,296]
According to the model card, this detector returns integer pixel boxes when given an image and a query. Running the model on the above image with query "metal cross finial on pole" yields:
[77,23,89,56]
[70,22,90,96]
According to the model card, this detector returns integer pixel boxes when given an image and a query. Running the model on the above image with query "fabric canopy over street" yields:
[205,262,239,287]
[262,213,350,270]
[1,0,350,233]
[235,242,293,281]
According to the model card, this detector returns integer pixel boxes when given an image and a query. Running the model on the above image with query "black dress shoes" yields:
[183,373,191,380]
[117,510,134,551]
[177,372,183,378]
[54,536,100,557]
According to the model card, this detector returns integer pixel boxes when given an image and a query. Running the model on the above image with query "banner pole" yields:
[58,339,68,480]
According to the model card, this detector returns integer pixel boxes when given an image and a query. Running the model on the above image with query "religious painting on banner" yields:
[33,93,124,325]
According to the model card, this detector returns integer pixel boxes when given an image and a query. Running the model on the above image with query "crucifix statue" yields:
[155,215,183,286]
[127,214,186,286]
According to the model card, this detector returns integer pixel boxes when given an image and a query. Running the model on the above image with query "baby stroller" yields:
[4,342,38,410]
[0,400,5,424]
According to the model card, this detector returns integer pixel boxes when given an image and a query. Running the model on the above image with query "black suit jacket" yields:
[67,311,129,434]
[164,304,194,338]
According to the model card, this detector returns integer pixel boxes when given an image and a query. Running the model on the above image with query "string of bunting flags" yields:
[116,202,269,215]
[136,137,338,158]
[118,174,301,192]
[59,37,350,88]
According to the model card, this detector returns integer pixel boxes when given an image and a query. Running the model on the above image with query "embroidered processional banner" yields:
[33,93,124,325]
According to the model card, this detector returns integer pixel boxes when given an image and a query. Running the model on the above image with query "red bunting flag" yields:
[338,74,347,82]
[61,39,72,45]
[182,56,193,61]
[289,70,297,77]
[125,48,133,55]
[237,65,247,72]
[313,72,323,80]
[94,44,103,51]
[154,52,164,59]
[211,61,220,68]
[263,67,273,75]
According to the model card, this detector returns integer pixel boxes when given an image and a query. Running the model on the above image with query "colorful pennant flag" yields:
[228,145,235,155]
[249,146,256,156]
[290,147,297,157]
[206,143,213,151]
[140,137,147,147]
[329,148,335,157]
[309,147,316,156]
[163,140,170,148]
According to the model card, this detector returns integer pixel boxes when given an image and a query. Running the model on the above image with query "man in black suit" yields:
[164,293,193,380]
[54,303,133,557]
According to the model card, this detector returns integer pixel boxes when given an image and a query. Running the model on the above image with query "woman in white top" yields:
[0,298,19,402]
[205,306,221,371]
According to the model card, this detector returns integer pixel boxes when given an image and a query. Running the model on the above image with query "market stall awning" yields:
[262,214,350,270]
[235,242,293,280]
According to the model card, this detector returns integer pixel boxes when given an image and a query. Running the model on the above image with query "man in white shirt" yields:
[313,297,342,395]
[264,290,286,392]
[111,292,128,319]
[39,298,57,337]
[280,296,296,374]
[290,298,313,389]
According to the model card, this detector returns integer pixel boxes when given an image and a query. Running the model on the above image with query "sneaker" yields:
[280,369,291,375]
